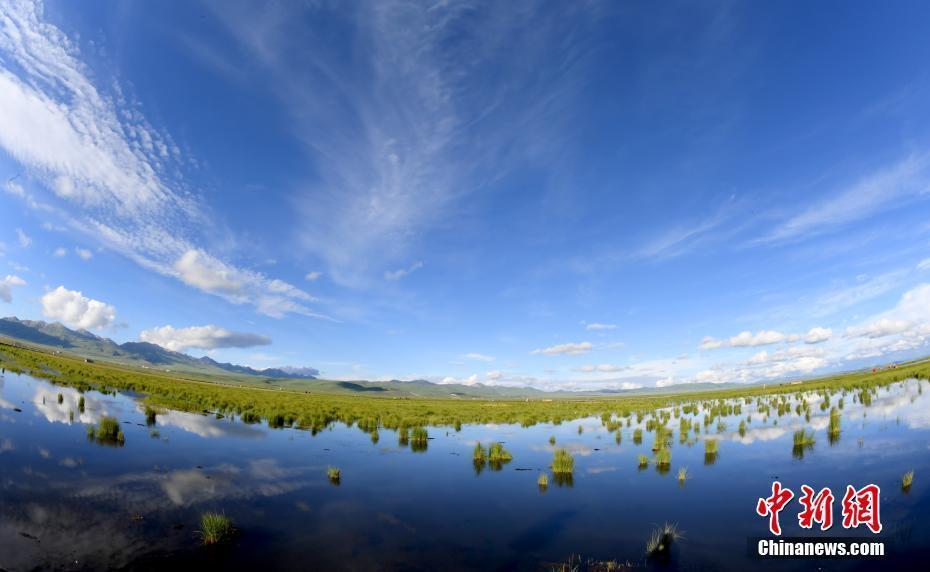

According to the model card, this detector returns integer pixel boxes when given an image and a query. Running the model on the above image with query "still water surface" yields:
[1,371,928,570]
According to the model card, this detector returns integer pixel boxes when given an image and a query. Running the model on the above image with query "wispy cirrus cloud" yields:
[0,0,319,318]
[763,152,930,243]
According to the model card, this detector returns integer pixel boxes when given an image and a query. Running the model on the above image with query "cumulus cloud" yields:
[139,325,271,352]
[41,286,116,330]
[574,364,626,373]
[464,352,494,362]
[304,271,322,281]
[845,318,912,339]
[531,341,593,356]
[75,247,93,260]
[174,250,242,296]
[729,330,787,347]
[804,327,832,344]
[0,275,26,302]
[585,322,616,331]
[384,261,424,281]
[53,247,67,257]
[699,336,724,350]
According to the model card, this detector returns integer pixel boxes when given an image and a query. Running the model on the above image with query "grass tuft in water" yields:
[655,448,671,468]
[551,448,574,474]
[637,454,649,469]
[549,435,556,445]
[198,512,233,545]
[327,466,341,483]
[488,442,513,463]
[78,395,85,412]
[793,429,815,446]
[678,467,688,483]
[57,393,63,404]
[145,406,158,426]
[91,417,125,445]
[902,470,914,491]
[537,472,548,490]
[646,522,682,557]
[473,442,487,462]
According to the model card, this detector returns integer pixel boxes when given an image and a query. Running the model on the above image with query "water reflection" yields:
[156,409,266,439]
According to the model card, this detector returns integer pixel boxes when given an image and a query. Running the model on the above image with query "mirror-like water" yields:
[1,371,928,570]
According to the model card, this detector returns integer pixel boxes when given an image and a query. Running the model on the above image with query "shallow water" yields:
[1,371,928,570]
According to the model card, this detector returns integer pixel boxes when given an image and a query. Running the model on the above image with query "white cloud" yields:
[139,325,271,352]
[15,228,31,247]
[532,341,593,356]
[464,352,494,362]
[384,261,424,281]
[0,3,319,319]
[0,275,26,303]
[729,330,787,347]
[41,286,116,330]
[845,318,913,339]
[53,247,67,257]
[304,271,322,281]
[804,327,832,344]
[699,336,724,350]
[585,322,616,331]
[74,247,93,260]
[917,258,930,271]
[765,152,930,242]
[574,364,626,373]
[486,370,502,380]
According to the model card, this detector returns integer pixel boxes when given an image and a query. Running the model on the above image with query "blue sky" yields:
[2,0,930,390]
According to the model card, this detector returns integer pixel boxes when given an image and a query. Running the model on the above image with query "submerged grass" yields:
[198,512,233,545]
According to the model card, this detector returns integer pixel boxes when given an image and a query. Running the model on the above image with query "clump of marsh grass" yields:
[145,406,158,426]
[488,442,513,463]
[410,427,428,444]
[655,448,671,469]
[738,419,747,437]
[902,470,914,491]
[646,522,682,557]
[551,448,574,475]
[473,442,487,462]
[637,454,649,469]
[677,467,688,483]
[327,466,341,483]
[703,438,719,465]
[577,425,583,434]
[89,417,125,445]
[57,393,63,404]
[538,472,549,490]
[370,429,379,444]
[549,435,556,445]
[78,396,85,413]
[792,429,815,459]
[198,512,233,545]
[633,428,643,444]
[827,407,841,444]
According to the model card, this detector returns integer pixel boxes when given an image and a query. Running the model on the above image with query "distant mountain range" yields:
[0,316,750,398]
[0,317,317,380]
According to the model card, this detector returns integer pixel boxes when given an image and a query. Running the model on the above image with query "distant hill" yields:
[0,317,317,380]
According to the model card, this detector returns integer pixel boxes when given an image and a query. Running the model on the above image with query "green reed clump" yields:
[57,393,63,404]
[410,426,428,444]
[370,429,379,444]
[549,435,556,445]
[828,407,841,442]
[793,429,815,446]
[633,428,643,444]
[577,425,583,434]
[704,438,718,455]
[488,442,513,462]
[473,442,487,462]
[646,522,681,556]
[538,472,549,489]
[655,448,671,468]
[902,470,914,491]
[327,466,341,483]
[552,448,574,474]
[677,467,688,483]
[145,406,158,426]
[93,417,125,444]
[638,454,649,468]
[78,395,85,412]
[738,419,746,437]
[198,512,233,545]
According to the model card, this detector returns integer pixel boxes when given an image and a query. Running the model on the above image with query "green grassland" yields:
[2,341,927,431]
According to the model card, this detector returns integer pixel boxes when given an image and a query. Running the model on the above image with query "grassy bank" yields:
[1,342,927,432]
